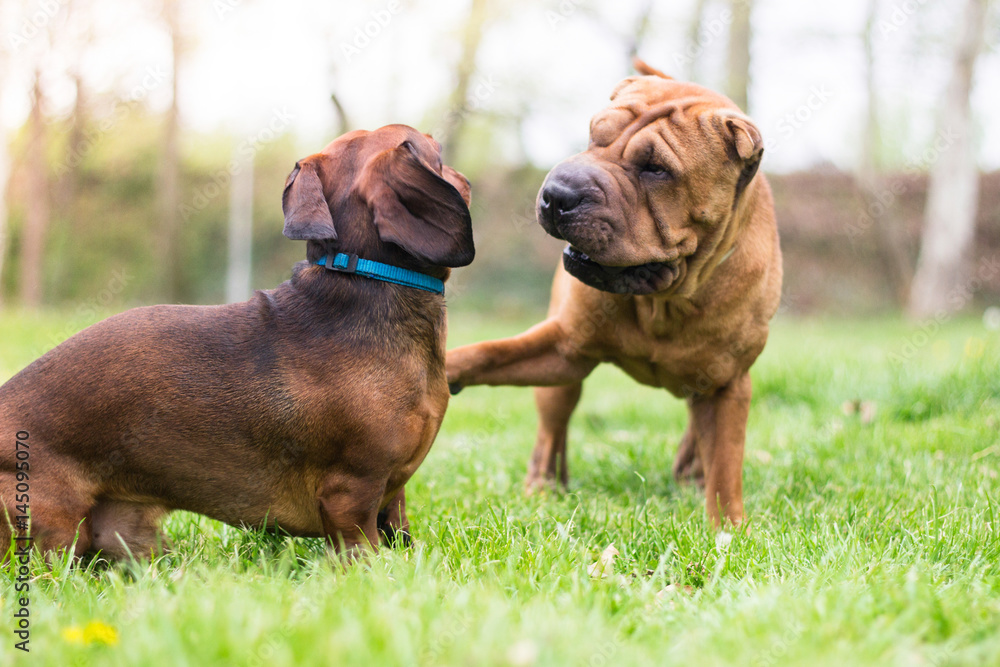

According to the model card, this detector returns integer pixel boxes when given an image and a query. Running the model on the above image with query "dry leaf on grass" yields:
[647,583,696,611]
[588,543,620,579]
[842,399,877,423]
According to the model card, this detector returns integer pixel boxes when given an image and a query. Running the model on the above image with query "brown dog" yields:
[447,62,781,527]
[0,124,473,558]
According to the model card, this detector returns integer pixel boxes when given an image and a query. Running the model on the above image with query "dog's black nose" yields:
[540,182,583,220]
[538,162,603,229]
[537,162,605,240]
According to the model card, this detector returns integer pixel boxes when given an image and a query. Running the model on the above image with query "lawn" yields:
[1,306,999,666]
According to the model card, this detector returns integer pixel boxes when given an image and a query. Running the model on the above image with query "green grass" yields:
[2,306,999,666]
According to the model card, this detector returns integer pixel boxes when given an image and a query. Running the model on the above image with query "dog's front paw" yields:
[377,524,413,549]
[377,508,413,549]
[445,347,478,394]
[525,472,566,496]
[382,526,413,549]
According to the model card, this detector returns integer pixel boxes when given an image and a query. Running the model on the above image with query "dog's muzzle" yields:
[562,246,681,295]
[537,162,606,239]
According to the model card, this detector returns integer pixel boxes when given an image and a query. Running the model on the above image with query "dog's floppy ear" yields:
[723,115,764,201]
[443,165,472,207]
[360,141,474,267]
[725,116,763,162]
[282,159,337,241]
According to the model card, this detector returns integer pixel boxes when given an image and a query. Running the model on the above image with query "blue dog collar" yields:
[315,253,445,295]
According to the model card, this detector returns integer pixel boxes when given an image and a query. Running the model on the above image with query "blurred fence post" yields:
[226,150,253,304]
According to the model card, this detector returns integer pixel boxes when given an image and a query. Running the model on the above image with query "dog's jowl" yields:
[447,60,782,527]
[0,124,474,559]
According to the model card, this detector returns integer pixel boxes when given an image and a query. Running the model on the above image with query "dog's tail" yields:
[632,57,673,80]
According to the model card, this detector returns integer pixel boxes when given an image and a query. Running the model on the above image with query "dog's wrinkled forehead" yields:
[589,76,676,147]
[589,76,731,149]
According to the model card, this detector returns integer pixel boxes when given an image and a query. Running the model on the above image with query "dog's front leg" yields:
[377,487,411,548]
[688,372,751,528]
[447,319,597,393]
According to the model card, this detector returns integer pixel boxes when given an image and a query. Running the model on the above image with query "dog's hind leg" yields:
[87,500,170,560]
[318,473,384,557]
[0,470,95,559]
[0,506,14,561]
[527,382,582,493]
[672,422,705,488]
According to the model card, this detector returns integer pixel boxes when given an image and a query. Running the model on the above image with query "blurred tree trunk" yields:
[908,0,988,318]
[330,92,350,136]
[0,105,8,310]
[725,0,753,111]
[0,41,8,309]
[860,0,881,180]
[226,150,253,304]
[859,0,912,304]
[626,0,654,66]
[441,0,489,160]
[57,70,88,211]
[685,0,709,82]
[159,0,183,302]
[57,0,94,213]
[20,72,51,308]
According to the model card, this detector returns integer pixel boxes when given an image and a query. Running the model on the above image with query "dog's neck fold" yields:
[631,176,760,337]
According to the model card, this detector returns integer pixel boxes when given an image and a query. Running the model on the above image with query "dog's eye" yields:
[641,162,670,177]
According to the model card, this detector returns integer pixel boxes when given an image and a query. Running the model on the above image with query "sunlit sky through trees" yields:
[3,0,999,173]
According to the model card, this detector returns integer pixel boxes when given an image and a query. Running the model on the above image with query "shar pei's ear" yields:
[719,112,764,202]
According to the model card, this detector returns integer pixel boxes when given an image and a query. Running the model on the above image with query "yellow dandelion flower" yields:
[61,626,85,644]
[965,337,986,360]
[62,621,119,646]
[83,621,119,646]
